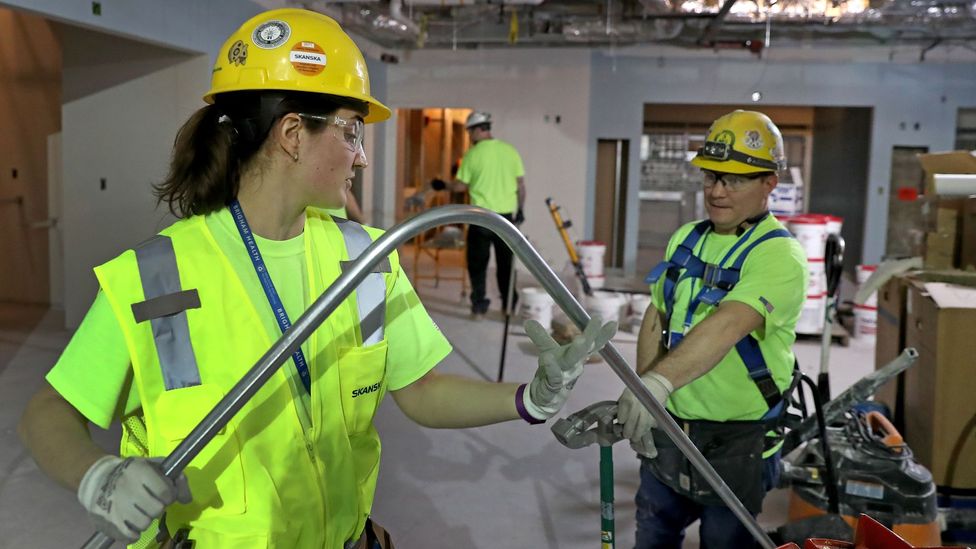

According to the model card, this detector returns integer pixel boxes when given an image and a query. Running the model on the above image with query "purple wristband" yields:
[515,384,545,425]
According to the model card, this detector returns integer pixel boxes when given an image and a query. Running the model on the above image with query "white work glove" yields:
[78,455,192,543]
[519,317,618,423]
[617,371,674,458]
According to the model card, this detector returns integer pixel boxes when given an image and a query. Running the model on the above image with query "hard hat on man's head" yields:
[691,110,786,174]
[204,8,391,123]
[465,111,492,129]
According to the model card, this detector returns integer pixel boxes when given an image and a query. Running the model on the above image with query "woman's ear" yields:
[275,113,303,160]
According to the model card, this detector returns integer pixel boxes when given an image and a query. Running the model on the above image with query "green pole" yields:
[600,445,615,549]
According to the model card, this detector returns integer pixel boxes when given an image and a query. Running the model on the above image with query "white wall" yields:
[385,49,593,274]
[587,51,976,272]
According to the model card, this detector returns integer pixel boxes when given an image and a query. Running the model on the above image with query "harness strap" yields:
[645,219,794,414]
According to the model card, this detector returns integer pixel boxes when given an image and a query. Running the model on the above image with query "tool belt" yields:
[644,417,767,514]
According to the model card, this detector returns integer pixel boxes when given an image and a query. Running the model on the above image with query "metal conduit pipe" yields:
[82,205,775,549]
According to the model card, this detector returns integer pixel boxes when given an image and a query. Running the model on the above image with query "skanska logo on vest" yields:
[352,382,381,398]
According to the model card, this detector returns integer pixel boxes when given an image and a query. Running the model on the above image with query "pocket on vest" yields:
[154,384,247,517]
[338,342,389,435]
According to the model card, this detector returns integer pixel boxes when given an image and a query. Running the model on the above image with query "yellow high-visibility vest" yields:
[95,208,396,547]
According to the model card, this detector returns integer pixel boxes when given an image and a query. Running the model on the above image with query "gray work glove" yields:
[78,455,192,543]
[617,371,674,458]
[520,317,617,423]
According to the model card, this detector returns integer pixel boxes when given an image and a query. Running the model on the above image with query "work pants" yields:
[466,213,515,313]
[634,452,781,549]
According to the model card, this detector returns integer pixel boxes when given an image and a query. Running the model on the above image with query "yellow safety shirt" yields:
[48,207,451,547]
[456,138,524,214]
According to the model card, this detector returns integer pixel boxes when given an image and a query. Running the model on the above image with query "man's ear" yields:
[274,113,303,159]
[763,174,779,195]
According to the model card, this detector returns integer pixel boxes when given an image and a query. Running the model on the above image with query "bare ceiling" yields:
[286,0,976,56]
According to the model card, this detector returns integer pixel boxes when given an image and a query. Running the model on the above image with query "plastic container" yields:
[788,214,829,260]
[856,264,878,308]
[583,290,625,324]
[577,240,607,277]
[825,214,844,236]
[518,287,555,331]
[584,274,605,291]
[629,293,653,320]
[796,293,826,335]
[854,304,878,340]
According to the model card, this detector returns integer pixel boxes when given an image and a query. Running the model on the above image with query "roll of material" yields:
[934,174,976,196]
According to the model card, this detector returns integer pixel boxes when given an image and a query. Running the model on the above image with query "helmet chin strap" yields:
[735,210,769,236]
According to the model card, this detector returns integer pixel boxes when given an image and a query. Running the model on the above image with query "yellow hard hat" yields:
[205,8,391,124]
[691,110,786,174]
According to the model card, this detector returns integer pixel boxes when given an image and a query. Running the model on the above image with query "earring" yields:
[293,153,299,162]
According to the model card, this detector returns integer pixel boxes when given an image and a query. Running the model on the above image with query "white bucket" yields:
[807,259,826,297]
[854,304,878,339]
[583,290,625,324]
[629,293,653,320]
[788,214,828,260]
[577,241,607,277]
[584,274,605,291]
[825,215,843,236]
[796,293,826,335]
[518,287,555,331]
[856,264,878,308]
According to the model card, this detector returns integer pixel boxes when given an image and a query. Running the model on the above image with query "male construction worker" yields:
[431,111,526,318]
[616,110,808,548]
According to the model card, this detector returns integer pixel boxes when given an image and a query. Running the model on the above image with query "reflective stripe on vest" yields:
[333,217,390,346]
[132,235,202,390]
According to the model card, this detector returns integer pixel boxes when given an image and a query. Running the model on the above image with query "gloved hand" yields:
[430,178,447,191]
[78,455,192,543]
[519,317,617,423]
[514,208,525,226]
[617,371,674,458]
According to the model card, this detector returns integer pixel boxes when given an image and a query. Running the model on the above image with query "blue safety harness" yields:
[645,215,793,420]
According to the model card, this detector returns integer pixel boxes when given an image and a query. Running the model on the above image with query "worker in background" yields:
[17,9,615,549]
[616,110,808,548]
[431,111,526,319]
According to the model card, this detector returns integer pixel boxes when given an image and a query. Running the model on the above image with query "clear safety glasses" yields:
[701,170,768,192]
[299,113,365,154]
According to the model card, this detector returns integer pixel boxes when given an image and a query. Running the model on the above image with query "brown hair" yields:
[154,91,367,218]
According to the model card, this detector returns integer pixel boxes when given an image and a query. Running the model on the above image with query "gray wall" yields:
[809,107,872,275]
[588,51,976,273]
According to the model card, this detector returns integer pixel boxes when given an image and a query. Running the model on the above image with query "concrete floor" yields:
[0,246,876,548]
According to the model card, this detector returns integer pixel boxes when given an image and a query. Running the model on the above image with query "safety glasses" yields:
[701,170,768,192]
[299,113,365,154]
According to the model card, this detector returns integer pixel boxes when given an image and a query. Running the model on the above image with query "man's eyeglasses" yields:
[299,114,365,154]
[702,170,769,192]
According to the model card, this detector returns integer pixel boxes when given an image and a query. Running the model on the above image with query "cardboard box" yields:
[960,198,976,270]
[918,150,976,196]
[902,276,976,489]
[874,275,911,426]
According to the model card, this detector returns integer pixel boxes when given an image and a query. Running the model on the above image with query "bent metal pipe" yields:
[82,205,775,549]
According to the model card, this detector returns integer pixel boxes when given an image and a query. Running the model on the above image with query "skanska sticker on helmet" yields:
[252,19,291,49]
[743,130,763,150]
[227,39,248,66]
[290,41,327,76]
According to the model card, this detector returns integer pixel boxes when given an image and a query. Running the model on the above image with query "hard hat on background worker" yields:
[691,110,786,174]
[204,8,391,124]
[466,111,492,129]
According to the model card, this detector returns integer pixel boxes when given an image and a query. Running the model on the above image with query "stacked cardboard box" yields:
[917,151,976,270]
[874,270,976,490]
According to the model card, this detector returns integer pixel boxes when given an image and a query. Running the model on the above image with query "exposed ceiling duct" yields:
[296,0,976,52]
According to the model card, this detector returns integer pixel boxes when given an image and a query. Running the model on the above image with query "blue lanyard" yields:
[229,200,311,394]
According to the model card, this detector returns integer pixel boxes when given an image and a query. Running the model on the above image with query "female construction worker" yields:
[17,9,615,548]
